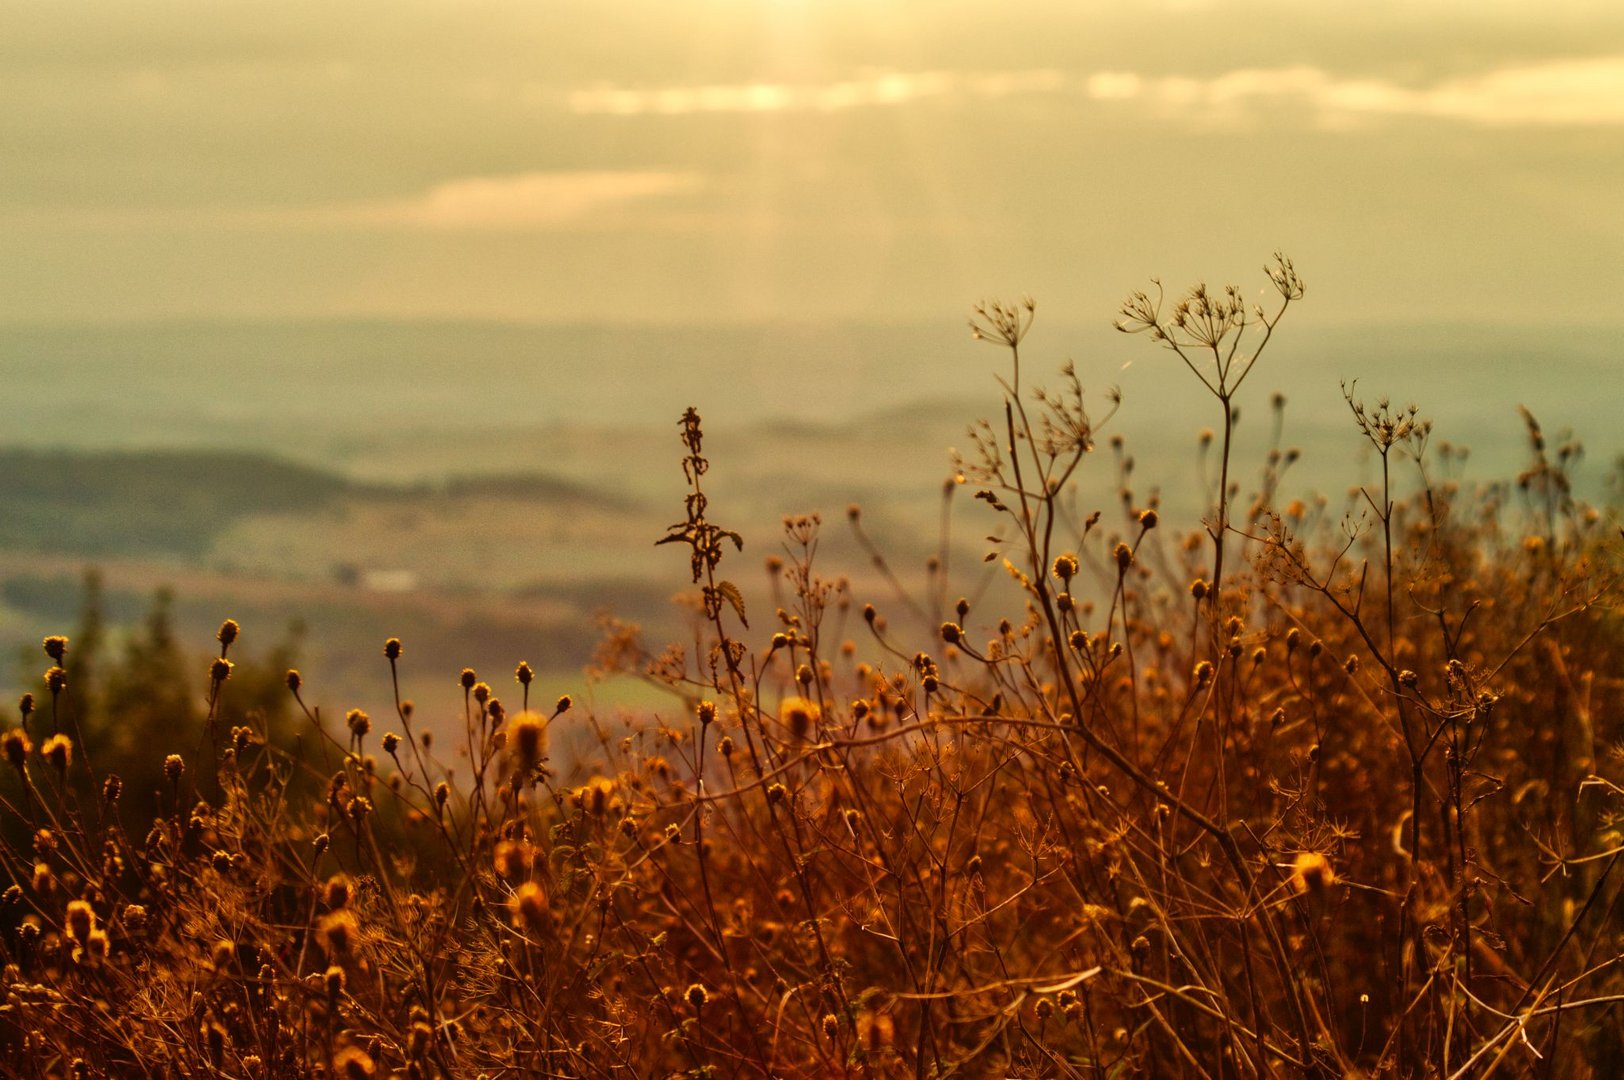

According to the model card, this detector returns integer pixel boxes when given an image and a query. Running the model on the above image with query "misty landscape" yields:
[4,1,1624,1076]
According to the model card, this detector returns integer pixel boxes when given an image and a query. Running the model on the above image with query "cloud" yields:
[0,171,707,233]
[566,69,1066,116]
[1086,54,1624,126]
[565,56,1624,126]
[341,171,705,229]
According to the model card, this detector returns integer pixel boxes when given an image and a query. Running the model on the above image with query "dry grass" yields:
[3,256,1621,1078]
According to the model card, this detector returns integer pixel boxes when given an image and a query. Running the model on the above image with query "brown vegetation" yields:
[3,256,1622,1077]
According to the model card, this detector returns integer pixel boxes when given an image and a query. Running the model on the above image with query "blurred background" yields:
[2,0,1620,735]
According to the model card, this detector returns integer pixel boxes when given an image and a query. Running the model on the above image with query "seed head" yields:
[382,731,400,754]
[324,964,347,997]
[43,636,68,662]
[1113,543,1134,571]
[317,910,357,955]
[335,1046,376,1080]
[216,620,239,648]
[686,982,708,1011]
[515,661,534,685]
[1052,554,1079,582]
[346,709,371,738]
[44,667,67,694]
[164,754,185,783]
[1289,851,1336,894]
[509,881,550,932]
[210,658,232,683]
[460,668,477,691]
[286,668,302,692]
[65,900,95,943]
[383,637,402,660]
[555,694,572,714]
[508,712,546,772]
[2,730,32,770]
[42,734,72,773]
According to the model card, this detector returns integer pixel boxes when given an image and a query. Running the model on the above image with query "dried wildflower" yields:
[102,773,122,802]
[381,731,400,754]
[2,730,31,771]
[324,964,347,996]
[347,796,373,822]
[1289,852,1336,894]
[335,1046,376,1080]
[286,668,302,692]
[44,666,67,694]
[555,694,572,714]
[210,658,232,683]
[779,697,820,739]
[494,840,532,880]
[346,709,371,738]
[434,782,451,809]
[460,668,477,690]
[1138,508,1158,530]
[318,910,357,955]
[42,734,71,773]
[324,876,352,909]
[217,619,239,648]
[65,900,95,943]
[686,982,708,1011]
[509,881,550,932]
[1052,553,1079,581]
[508,712,546,775]
[79,930,109,966]
[515,660,533,685]
[1113,543,1133,571]
[717,735,734,758]
[1193,661,1214,688]
[43,636,68,662]
[164,754,185,784]
[767,783,787,805]
[473,682,491,705]
[123,904,148,931]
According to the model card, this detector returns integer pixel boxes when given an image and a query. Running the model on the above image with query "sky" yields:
[2,0,1623,327]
